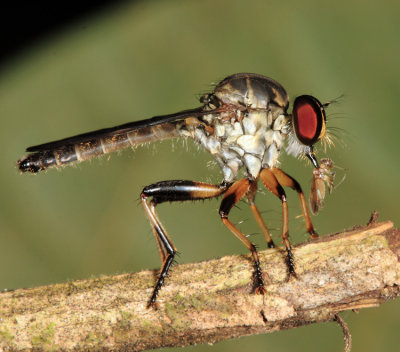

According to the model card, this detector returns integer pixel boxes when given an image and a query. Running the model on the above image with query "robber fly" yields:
[18,73,336,308]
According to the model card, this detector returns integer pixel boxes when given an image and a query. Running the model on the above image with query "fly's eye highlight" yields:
[292,95,326,146]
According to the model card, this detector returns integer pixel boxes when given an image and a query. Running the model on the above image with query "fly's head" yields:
[286,95,341,214]
[286,94,327,165]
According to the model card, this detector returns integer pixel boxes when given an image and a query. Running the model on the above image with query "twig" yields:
[0,215,399,351]
[334,314,352,352]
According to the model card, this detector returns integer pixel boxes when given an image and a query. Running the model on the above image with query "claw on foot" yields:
[146,301,160,310]
[287,271,298,281]
[255,285,267,295]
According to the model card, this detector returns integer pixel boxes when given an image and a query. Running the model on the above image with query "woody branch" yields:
[1,214,399,351]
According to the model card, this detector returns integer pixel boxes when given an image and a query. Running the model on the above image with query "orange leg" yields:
[246,180,276,248]
[219,179,267,294]
[259,168,296,277]
[271,168,318,239]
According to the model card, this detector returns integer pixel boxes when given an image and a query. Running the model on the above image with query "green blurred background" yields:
[1,0,399,351]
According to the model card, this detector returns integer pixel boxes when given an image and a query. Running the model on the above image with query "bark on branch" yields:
[1,214,399,351]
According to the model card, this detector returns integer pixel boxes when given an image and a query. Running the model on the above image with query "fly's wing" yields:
[18,107,216,173]
[25,107,209,152]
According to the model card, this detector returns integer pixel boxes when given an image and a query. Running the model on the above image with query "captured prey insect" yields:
[18,73,338,308]
[309,158,344,215]
[310,158,335,215]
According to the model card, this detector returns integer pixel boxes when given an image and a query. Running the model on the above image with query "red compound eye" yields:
[292,95,326,146]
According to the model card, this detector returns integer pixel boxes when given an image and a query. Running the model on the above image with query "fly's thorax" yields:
[213,73,289,112]
[179,109,289,182]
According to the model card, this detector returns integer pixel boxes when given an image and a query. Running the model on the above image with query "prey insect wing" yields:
[309,158,336,215]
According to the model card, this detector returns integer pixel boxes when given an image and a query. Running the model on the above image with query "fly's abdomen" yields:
[18,145,78,173]
[18,123,179,173]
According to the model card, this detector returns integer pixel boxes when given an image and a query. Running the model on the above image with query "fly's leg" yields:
[259,169,296,278]
[141,194,175,309]
[141,180,228,308]
[148,201,168,263]
[271,168,318,239]
[246,180,276,248]
[219,179,267,294]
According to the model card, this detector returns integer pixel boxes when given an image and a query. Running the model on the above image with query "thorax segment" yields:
[178,109,289,182]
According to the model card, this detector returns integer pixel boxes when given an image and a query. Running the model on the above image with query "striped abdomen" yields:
[18,122,179,173]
